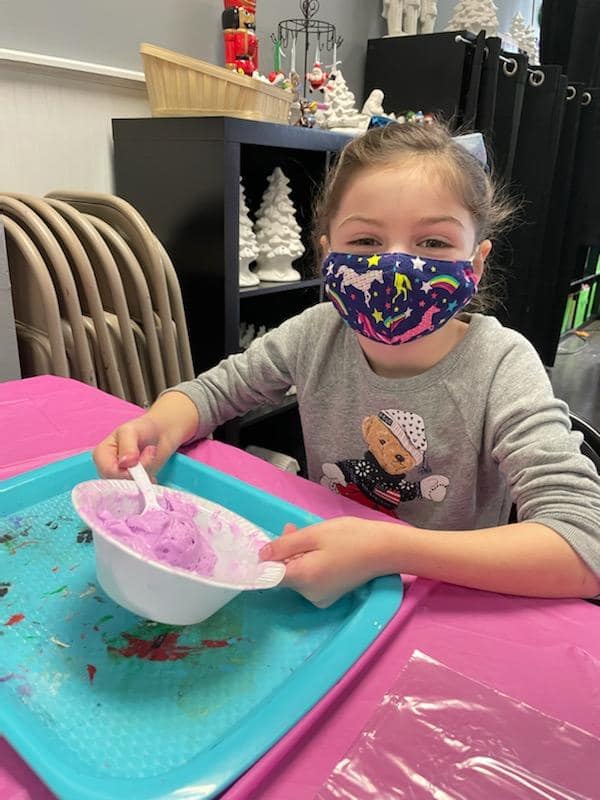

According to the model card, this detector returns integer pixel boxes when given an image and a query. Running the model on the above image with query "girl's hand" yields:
[260,517,395,608]
[93,391,200,479]
[93,415,177,479]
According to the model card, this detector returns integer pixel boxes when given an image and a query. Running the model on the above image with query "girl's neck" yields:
[356,317,470,379]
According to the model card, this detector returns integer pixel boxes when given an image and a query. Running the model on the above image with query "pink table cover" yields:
[1,376,600,800]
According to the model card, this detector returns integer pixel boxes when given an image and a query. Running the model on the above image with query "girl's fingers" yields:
[282,523,298,536]
[138,445,158,471]
[260,529,316,562]
[92,436,123,479]
[115,426,141,468]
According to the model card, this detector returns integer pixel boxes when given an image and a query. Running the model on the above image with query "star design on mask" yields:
[448,300,458,312]
[372,309,384,323]
[367,254,381,267]
[421,281,432,294]
[405,307,412,318]
[411,256,426,271]
[326,261,335,275]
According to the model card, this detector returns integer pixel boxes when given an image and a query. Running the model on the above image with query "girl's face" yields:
[325,161,491,278]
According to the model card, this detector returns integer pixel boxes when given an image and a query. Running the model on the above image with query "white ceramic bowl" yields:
[71,480,286,625]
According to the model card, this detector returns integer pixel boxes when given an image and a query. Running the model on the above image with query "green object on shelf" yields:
[574,284,591,329]
[561,294,576,334]
[590,283,598,317]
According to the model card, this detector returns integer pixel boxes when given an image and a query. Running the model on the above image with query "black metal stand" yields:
[272,1,342,97]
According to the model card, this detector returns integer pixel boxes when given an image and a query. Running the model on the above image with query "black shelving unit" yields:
[112,117,351,458]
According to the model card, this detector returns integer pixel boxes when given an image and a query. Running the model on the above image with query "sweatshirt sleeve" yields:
[488,336,600,577]
[164,311,304,439]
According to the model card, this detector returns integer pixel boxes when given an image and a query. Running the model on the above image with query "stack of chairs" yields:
[0,192,195,406]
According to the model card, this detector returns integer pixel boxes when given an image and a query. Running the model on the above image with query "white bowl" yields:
[71,480,286,625]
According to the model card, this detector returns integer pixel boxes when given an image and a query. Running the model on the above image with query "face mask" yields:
[323,251,478,345]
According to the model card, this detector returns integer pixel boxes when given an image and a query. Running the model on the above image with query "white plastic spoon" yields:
[128,462,161,513]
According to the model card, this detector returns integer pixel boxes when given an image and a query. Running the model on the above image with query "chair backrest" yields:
[570,413,600,474]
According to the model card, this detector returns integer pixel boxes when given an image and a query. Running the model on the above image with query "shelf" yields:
[239,277,322,298]
[113,117,353,151]
[239,394,298,427]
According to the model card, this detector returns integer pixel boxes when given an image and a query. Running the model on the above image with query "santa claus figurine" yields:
[306,60,329,92]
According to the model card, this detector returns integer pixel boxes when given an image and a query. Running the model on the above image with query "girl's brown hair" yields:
[312,121,516,312]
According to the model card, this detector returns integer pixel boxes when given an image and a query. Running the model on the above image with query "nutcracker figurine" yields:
[222,0,259,76]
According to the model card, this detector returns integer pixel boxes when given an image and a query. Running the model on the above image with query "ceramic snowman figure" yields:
[254,168,304,282]
[238,179,259,287]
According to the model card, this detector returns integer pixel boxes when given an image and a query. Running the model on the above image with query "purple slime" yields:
[92,491,217,576]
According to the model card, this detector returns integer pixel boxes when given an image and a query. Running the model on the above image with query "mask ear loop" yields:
[468,245,483,286]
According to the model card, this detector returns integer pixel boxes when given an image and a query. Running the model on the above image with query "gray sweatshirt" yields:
[171,303,600,576]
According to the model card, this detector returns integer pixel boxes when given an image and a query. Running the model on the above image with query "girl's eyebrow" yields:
[417,215,464,229]
[338,214,382,227]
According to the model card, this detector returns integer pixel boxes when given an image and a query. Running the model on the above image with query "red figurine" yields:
[306,60,329,92]
[222,0,259,76]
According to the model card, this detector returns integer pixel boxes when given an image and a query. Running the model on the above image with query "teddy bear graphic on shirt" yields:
[320,409,449,517]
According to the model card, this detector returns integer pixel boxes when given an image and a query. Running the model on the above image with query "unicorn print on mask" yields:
[335,264,384,307]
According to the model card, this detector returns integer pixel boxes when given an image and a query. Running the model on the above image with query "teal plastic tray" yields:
[0,452,403,800]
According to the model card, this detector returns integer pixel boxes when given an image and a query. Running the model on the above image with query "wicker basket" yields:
[140,43,293,124]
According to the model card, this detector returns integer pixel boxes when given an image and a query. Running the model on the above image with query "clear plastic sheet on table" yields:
[316,649,600,800]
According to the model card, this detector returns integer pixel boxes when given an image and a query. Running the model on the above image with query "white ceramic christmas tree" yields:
[509,11,527,44]
[239,179,259,287]
[317,69,368,131]
[254,168,304,283]
[509,12,539,64]
[445,0,499,36]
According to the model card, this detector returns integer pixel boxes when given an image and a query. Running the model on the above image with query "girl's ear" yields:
[473,239,492,281]
[320,234,330,257]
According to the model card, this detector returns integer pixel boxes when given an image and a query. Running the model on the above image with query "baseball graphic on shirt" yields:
[320,408,449,516]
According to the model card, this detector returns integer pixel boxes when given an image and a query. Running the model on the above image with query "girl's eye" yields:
[349,238,380,247]
[418,238,450,249]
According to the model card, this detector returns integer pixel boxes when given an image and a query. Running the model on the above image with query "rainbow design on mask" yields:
[429,274,461,293]
[384,309,411,330]
[325,284,348,316]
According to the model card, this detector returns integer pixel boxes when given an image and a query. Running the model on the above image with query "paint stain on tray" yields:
[106,622,238,662]
[0,672,32,697]
[4,613,25,626]
[86,664,97,684]
[44,585,69,597]
[0,582,11,598]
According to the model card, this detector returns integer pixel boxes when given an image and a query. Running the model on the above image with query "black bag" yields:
[364,31,485,125]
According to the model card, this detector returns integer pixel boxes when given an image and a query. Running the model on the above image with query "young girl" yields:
[94,123,600,607]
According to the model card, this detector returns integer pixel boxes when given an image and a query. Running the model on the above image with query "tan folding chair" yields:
[0,196,95,386]
[46,191,181,386]
[45,198,148,407]
[85,214,167,396]
[7,194,125,399]
[16,321,55,377]
[1,215,69,377]
[155,237,195,381]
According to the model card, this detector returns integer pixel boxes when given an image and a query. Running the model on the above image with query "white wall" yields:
[0,56,149,194]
